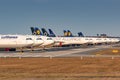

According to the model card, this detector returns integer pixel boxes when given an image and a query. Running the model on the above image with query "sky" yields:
[0,0,120,36]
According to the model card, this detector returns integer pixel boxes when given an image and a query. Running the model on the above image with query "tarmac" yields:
[0,44,119,58]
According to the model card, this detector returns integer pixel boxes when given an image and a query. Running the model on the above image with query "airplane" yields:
[28,35,44,50]
[0,27,54,51]
[105,38,119,44]
[48,29,95,45]
[30,27,54,48]
[49,29,91,44]
[33,27,120,47]
[63,30,120,44]
[0,35,34,51]
[41,28,94,46]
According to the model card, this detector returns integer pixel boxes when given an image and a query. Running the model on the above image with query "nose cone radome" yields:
[26,40,34,47]
[42,37,55,46]
[33,40,44,47]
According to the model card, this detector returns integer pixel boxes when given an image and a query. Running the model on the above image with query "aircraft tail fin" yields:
[78,32,84,37]
[34,27,42,35]
[30,27,35,35]
[63,30,68,37]
[63,30,73,37]
[41,28,49,36]
[67,30,73,37]
[48,29,56,37]
[30,27,42,35]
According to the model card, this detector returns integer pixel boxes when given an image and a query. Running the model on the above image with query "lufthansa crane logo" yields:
[68,32,71,36]
[64,32,68,36]
[36,30,40,35]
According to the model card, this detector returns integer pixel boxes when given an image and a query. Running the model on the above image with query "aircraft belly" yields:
[0,40,17,48]
[15,43,32,48]
[0,40,31,48]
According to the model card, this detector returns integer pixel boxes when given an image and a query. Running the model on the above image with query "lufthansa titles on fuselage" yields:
[1,36,18,39]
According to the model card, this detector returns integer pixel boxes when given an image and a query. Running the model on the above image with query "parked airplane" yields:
[31,27,120,47]
[0,35,34,51]
[28,35,44,51]
[41,28,93,46]
[30,27,54,48]
[48,28,98,45]
[64,30,120,44]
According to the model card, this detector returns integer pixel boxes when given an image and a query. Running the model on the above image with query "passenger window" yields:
[36,38,42,40]
[47,38,52,40]
[26,38,32,40]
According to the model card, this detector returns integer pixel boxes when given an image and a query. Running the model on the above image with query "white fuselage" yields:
[84,37,119,44]
[106,38,119,43]
[30,35,44,47]
[0,35,33,48]
[39,36,54,46]
[51,37,92,46]
[88,37,104,44]
[51,36,120,46]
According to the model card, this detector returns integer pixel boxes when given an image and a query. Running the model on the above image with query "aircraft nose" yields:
[38,40,44,45]
[115,39,119,43]
[45,40,54,46]
[33,40,44,46]
[30,36,44,47]
[26,40,34,46]
[49,40,55,45]
[46,37,55,45]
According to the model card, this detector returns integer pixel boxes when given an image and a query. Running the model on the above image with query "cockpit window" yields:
[26,38,32,40]
[47,38,52,40]
[36,38,42,40]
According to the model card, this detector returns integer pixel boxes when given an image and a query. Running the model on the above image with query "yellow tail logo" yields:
[64,32,68,36]
[68,32,71,36]
[36,30,41,35]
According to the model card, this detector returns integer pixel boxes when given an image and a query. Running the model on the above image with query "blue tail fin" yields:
[78,32,84,37]
[30,27,42,35]
[34,27,42,35]
[41,28,49,36]
[30,27,35,35]
[48,29,56,37]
